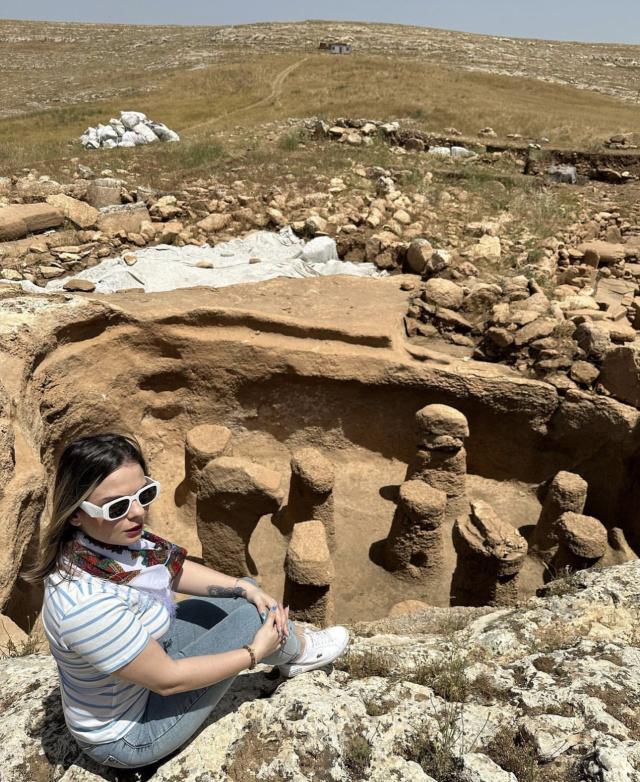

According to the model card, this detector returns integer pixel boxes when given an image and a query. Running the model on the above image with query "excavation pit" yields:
[1,274,638,627]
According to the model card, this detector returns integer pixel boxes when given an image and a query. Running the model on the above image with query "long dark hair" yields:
[25,432,148,584]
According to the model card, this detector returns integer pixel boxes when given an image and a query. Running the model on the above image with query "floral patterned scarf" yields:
[66,529,187,616]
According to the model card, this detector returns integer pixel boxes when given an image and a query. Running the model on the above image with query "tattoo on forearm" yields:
[207,585,247,599]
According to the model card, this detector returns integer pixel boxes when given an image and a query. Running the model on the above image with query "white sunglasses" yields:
[80,477,161,521]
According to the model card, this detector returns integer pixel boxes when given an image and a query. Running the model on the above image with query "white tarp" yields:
[2,229,386,296]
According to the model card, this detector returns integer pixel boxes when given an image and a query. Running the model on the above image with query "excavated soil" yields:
[2,274,639,626]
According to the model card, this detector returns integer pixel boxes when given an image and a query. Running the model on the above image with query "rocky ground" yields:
[2,562,639,781]
[3,115,640,409]
[2,19,640,117]
[3,17,640,782]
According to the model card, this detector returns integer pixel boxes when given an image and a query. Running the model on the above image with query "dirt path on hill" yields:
[185,56,309,136]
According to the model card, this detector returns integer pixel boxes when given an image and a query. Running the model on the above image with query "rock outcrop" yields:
[3,561,640,781]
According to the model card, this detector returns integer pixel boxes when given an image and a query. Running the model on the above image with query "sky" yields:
[1,0,638,45]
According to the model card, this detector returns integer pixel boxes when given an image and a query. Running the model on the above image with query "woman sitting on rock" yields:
[29,432,349,769]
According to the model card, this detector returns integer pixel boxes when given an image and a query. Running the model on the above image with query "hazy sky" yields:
[2,0,639,44]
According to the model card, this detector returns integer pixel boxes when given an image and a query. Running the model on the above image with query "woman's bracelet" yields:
[243,644,257,670]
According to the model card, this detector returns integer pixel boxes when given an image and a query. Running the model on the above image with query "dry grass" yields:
[2,48,640,184]
[336,648,396,679]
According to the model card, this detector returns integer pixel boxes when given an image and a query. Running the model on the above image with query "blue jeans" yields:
[77,583,300,769]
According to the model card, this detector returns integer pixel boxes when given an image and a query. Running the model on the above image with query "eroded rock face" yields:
[3,562,640,782]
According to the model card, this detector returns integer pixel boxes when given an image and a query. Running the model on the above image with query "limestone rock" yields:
[46,195,99,229]
[62,279,96,292]
[531,470,588,554]
[285,519,334,586]
[3,562,640,781]
[286,447,336,549]
[600,345,640,408]
[466,235,501,261]
[406,238,433,274]
[557,512,608,560]
[0,614,27,649]
[422,278,465,310]
[197,457,284,575]
[462,501,528,574]
[0,204,64,241]
[86,177,122,208]
[197,213,232,233]
[415,404,469,440]
[578,240,625,265]
[96,203,151,237]
[387,599,430,617]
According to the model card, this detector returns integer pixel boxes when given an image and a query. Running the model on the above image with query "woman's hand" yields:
[251,608,289,661]
[243,584,289,640]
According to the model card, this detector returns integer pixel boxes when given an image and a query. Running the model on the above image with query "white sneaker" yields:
[278,626,349,678]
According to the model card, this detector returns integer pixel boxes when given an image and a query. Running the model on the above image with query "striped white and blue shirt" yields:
[43,569,171,744]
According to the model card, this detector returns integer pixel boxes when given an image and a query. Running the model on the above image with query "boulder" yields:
[86,178,122,208]
[405,238,433,274]
[422,278,465,310]
[466,235,501,261]
[197,213,232,233]
[97,204,151,237]
[577,240,625,265]
[0,204,64,241]
[46,195,99,229]
[600,345,640,408]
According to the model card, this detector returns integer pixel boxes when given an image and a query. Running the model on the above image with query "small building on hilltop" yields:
[319,41,352,54]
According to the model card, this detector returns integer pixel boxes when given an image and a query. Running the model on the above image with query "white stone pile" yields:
[80,111,180,150]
